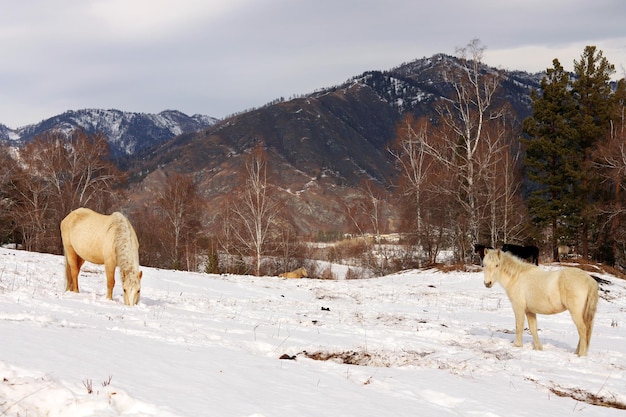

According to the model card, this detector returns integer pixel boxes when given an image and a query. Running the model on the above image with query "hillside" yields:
[0,54,543,235]
[129,54,542,234]
[0,247,624,416]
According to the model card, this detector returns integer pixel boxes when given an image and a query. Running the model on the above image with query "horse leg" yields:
[569,309,588,356]
[526,312,543,350]
[105,262,116,300]
[513,308,526,347]
[64,249,83,293]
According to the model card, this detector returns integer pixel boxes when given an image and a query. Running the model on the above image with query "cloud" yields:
[1,0,625,127]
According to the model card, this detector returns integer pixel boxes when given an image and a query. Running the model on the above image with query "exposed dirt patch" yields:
[527,378,626,410]
[298,349,433,367]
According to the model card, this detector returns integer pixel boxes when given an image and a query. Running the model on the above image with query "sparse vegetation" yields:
[1,43,625,277]
[526,378,626,410]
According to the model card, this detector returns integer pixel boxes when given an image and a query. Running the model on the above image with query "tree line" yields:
[1,40,625,273]
[390,41,626,266]
[0,135,310,275]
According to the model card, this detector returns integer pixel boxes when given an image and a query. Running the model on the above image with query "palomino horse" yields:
[279,267,308,279]
[61,208,142,305]
[482,249,598,356]
[502,243,539,265]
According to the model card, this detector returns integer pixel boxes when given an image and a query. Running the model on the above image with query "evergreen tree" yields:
[523,47,617,261]
[522,59,579,260]
[570,46,615,258]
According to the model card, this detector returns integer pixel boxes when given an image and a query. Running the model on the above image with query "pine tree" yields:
[570,46,615,258]
[522,59,579,260]
[523,47,617,261]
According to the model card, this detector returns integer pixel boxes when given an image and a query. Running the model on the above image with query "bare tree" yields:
[230,146,281,276]
[65,130,122,211]
[478,115,527,246]
[273,218,303,274]
[155,171,204,270]
[402,39,508,260]
[9,168,51,251]
[7,129,124,252]
[437,39,506,248]
[593,91,626,262]
[344,179,386,238]
[389,115,434,248]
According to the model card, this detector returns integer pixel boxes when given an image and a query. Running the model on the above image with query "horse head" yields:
[122,269,142,306]
[482,248,501,288]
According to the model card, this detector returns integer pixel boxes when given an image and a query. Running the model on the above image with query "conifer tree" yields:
[522,59,579,260]
[570,46,615,258]
[524,47,617,260]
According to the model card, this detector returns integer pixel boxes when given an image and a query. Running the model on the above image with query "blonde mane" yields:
[496,250,535,281]
[109,212,140,279]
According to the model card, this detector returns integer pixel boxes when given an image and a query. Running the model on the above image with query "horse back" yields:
[559,268,598,299]
[61,208,115,265]
[517,269,566,314]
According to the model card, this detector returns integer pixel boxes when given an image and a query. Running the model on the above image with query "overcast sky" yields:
[1,0,625,128]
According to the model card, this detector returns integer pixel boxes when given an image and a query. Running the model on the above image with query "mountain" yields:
[129,54,543,235]
[0,109,217,158]
[0,54,543,235]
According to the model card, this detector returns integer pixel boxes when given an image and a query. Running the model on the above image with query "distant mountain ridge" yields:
[0,109,217,157]
[0,54,545,234]
[128,54,544,234]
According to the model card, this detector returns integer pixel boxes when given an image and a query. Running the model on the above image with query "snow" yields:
[0,246,624,416]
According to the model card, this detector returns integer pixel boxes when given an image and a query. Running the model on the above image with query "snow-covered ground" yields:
[0,246,624,416]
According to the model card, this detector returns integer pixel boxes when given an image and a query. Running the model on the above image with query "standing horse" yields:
[61,208,142,306]
[279,267,308,279]
[557,245,572,261]
[482,249,598,356]
[502,243,539,265]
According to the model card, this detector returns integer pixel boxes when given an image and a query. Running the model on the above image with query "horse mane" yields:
[486,249,534,281]
[483,249,536,280]
[109,212,139,276]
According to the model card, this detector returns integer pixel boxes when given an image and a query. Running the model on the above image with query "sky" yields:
[1,0,626,128]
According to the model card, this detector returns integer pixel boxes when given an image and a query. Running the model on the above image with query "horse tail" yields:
[583,279,599,346]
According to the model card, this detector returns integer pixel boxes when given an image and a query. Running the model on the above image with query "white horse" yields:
[482,248,598,356]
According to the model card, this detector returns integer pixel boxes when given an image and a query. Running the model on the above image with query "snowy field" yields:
[0,246,625,416]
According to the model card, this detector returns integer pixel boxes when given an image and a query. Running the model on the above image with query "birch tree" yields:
[231,146,281,276]
[155,172,203,270]
[439,39,507,249]
[389,115,433,249]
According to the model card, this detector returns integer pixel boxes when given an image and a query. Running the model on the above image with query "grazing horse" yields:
[557,245,572,261]
[482,249,598,356]
[474,244,493,264]
[502,243,539,265]
[61,208,142,305]
[279,267,308,279]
